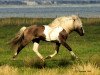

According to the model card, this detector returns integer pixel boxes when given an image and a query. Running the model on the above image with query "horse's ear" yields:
[71,15,78,21]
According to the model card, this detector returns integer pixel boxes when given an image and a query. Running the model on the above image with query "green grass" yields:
[0,18,100,75]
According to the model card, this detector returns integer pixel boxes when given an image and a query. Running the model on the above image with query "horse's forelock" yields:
[72,15,83,28]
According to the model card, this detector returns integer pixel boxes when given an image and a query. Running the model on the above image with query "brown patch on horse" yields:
[59,29,72,51]
[59,29,68,41]
[24,25,46,43]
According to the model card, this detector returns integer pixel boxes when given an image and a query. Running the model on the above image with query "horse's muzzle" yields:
[75,27,85,36]
[79,27,85,36]
[80,32,84,36]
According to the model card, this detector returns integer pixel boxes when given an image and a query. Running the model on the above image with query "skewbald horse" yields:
[9,15,84,61]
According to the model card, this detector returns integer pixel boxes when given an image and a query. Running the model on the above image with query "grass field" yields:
[0,18,100,75]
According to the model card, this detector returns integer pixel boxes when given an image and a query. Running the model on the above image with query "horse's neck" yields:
[61,25,74,34]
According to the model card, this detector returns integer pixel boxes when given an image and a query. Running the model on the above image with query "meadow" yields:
[0,17,100,75]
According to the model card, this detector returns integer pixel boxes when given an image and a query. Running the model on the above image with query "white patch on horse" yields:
[43,25,52,41]
[50,26,63,42]
[44,25,63,42]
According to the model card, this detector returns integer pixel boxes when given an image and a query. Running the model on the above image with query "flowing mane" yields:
[49,15,82,33]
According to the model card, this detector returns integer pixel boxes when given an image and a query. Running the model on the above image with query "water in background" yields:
[0,4,100,18]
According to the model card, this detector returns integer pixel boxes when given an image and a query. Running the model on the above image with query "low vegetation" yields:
[0,17,100,75]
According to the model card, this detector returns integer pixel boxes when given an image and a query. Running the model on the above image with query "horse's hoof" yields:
[45,56,51,59]
[13,58,16,60]
[41,58,45,62]
[11,56,17,60]
[71,56,78,60]
[11,58,16,61]
[75,56,78,59]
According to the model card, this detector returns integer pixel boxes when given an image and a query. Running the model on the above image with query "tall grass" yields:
[0,17,100,26]
[0,65,18,75]
[30,63,100,75]
[82,18,100,25]
[0,18,54,26]
[0,63,99,75]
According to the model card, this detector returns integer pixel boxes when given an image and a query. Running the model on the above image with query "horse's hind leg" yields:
[13,44,25,59]
[12,38,31,59]
[33,42,44,61]
[45,43,60,59]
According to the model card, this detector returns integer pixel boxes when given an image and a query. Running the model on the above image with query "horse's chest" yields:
[43,26,63,42]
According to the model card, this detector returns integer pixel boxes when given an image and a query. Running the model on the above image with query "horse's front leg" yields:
[33,42,44,61]
[60,39,78,59]
[45,43,60,59]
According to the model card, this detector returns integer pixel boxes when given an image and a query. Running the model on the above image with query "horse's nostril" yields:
[83,33,84,36]
[81,32,84,36]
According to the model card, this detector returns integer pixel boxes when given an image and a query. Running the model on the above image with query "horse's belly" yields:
[44,25,63,42]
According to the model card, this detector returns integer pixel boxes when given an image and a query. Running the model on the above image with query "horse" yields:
[9,15,84,61]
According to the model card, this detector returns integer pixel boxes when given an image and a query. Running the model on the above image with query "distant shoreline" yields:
[0,4,100,8]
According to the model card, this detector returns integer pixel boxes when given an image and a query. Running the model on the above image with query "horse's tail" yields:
[9,26,26,50]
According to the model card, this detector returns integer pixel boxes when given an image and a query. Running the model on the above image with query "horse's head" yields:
[49,15,84,36]
[72,15,84,36]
